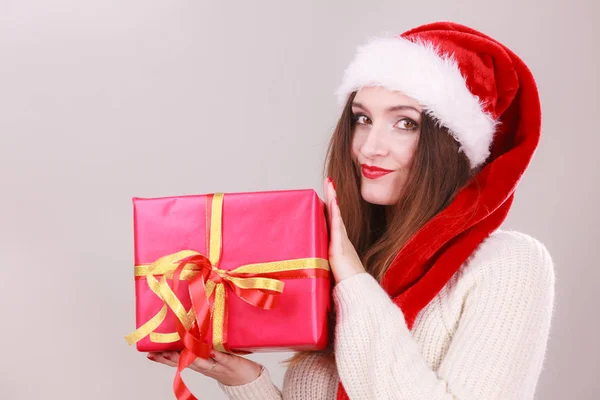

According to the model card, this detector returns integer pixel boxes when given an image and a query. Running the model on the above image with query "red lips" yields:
[361,164,394,179]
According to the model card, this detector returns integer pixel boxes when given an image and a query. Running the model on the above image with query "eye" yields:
[395,118,419,131]
[352,114,371,125]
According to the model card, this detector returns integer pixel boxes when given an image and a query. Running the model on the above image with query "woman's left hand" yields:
[323,177,366,283]
[146,350,262,387]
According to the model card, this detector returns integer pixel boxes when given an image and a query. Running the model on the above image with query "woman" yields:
[148,21,555,399]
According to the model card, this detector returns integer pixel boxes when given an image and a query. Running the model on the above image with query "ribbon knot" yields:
[177,253,226,284]
[208,267,227,284]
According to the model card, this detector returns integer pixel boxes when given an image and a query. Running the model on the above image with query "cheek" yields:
[389,135,419,168]
[350,131,365,159]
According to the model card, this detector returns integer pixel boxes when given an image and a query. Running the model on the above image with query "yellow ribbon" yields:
[125,193,330,352]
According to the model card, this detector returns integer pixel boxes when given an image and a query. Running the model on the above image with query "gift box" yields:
[125,189,331,355]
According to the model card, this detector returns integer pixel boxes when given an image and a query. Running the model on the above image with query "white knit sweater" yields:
[218,230,555,399]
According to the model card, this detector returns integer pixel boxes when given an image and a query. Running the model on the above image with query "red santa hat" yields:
[335,22,525,169]
[334,21,542,400]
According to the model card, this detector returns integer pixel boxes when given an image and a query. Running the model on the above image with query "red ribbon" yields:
[164,254,329,400]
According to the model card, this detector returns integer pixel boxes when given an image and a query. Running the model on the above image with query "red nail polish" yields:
[147,354,155,361]
[210,352,216,358]
[335,197,339,205]
[330,178,337,191]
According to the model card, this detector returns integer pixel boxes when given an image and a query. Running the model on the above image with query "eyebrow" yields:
[351,102,421,115]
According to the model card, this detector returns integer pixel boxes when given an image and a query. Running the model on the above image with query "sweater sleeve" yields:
[333,232,555,400]
[218,365,282,400]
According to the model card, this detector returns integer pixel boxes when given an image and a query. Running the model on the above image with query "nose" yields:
[360,122,389,158]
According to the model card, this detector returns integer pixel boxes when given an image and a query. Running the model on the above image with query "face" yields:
[351,86,423,205]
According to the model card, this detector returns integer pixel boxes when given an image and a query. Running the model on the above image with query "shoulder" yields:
[461,229,555,295]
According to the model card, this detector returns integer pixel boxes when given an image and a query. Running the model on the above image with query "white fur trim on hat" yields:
[335,36,497,169]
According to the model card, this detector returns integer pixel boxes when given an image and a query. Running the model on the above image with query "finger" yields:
[325,178,338,206]
[210,351,234,368]
[323,177,329,206]
[324,177,333,204]
[162,351,180,364]
[323,177,330,205]
[332,197,348,237]
[323,178,332,220]
[329,177,337,200]
[190,356,219,374]
[329,198,341,245]
[189,351,233,375]
[330,196,351,249]
[323,178,333,229]
[147,353,178,368]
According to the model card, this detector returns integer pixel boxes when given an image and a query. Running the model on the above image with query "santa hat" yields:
[335,23,525,169]
[335,20,542,400]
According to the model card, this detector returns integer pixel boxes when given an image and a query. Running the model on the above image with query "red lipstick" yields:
[361,164,394,179]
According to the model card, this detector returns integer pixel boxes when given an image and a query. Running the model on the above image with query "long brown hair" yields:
[284,90,473,366]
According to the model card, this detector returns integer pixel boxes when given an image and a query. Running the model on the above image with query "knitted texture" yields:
[217,366,282,399]
[219,230,555,399]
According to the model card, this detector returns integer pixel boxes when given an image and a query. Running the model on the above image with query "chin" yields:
[360,184,399,205]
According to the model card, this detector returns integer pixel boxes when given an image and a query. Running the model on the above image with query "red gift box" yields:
[125,189,331,357]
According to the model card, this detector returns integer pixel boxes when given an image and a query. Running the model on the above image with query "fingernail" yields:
[210,351,216,358]
[335,197,339,206]
[163,353,171,360]
[330,178,337,191]
[147,354,155,361]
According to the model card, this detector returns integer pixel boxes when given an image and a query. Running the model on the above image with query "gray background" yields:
[1,0,597,399]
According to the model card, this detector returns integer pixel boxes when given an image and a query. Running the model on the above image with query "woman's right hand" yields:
[147,350,263,387]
